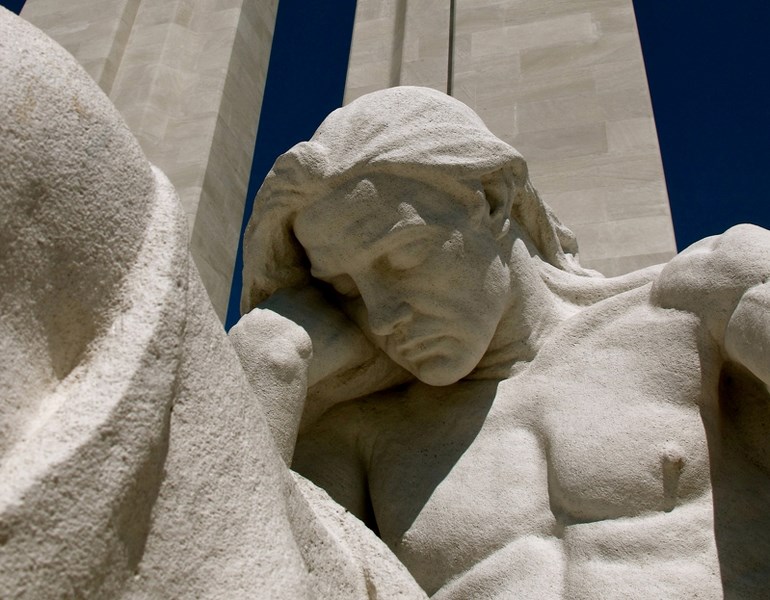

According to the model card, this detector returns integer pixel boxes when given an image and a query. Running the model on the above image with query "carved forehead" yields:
[241,87,590,314]
[293,174,483,251]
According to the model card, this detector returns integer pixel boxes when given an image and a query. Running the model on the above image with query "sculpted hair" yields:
[241,86,593,314]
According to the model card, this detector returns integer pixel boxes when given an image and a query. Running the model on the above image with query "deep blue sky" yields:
[2,0,22,14]
[633,0,770,250]
[225,0,357,326]
[4,0,769,308]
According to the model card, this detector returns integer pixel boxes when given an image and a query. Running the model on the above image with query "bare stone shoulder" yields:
[650,224,770,344]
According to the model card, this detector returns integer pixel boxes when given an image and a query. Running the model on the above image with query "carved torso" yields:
[295,283,770,598]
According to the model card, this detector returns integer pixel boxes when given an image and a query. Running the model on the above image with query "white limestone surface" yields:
[4,6,770,597]
[22,0,281,322]
[345,0,676,277]
[240,87,770,598]
[0,9,425,599]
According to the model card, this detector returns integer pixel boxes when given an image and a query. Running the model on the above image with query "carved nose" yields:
[360,282,412,336]
[367,299,412,336]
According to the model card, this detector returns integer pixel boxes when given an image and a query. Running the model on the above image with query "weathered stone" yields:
[3,7,770,598]
[241,87,770,598]
[0,9,425,599]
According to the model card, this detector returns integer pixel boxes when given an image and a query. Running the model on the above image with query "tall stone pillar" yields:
[21,0,279,321]
[20,0,676,313]
[345,0,675,275]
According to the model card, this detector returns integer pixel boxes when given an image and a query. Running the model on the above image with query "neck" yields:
[470,258,662,380]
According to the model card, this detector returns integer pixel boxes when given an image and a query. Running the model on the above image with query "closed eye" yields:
[384,235,433,271]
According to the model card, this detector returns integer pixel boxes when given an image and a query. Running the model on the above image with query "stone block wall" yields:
[22,0,279,321]
[20,0,674,316]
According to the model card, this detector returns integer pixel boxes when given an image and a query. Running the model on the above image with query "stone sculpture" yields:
[2,6,769,599]
[0,9,424,599]
[236,87,770,598]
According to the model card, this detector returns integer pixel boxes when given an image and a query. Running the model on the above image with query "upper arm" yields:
[292,405,373,526]
[725,280,770,386]
[652,224,770,374]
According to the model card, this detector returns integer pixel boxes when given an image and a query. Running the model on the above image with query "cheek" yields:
[457,255,510,328]
[482,256,511,301]
[340,296,394,354]
[405,249,509,328]
[446,257,509,357]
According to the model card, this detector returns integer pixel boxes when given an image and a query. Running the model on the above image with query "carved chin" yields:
[403,351,481,387]
[414,367,465,387]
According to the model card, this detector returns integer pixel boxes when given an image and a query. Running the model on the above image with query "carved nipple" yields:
[661,443,685,512]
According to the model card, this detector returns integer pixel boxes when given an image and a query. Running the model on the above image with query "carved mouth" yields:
[395,335,446,360]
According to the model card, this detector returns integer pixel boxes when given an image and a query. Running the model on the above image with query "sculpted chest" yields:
[365,304,716,577]
[364,380,555,591]
[528,304,714,523]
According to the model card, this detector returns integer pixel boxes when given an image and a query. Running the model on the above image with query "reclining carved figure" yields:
[2,6,769,598]
[234,86,770,599]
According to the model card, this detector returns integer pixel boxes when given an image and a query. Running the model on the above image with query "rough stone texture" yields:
[239,87,770,598]
[4,8,770,599]
[345,0,675,276]
[21,0,675,315]
[0,10,425,599]
[21,0,279,322]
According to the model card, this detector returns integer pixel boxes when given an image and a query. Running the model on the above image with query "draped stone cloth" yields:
[0,9,424,599]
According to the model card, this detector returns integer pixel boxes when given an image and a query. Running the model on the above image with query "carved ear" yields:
[481,169,513,239]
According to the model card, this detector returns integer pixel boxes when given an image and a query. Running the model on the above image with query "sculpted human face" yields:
[293,174,512,386]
